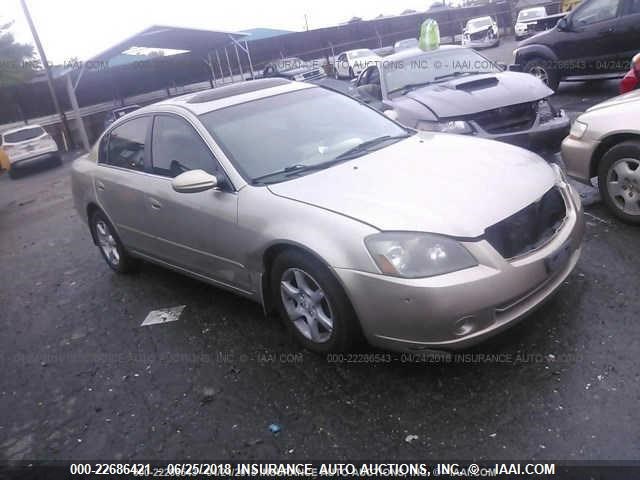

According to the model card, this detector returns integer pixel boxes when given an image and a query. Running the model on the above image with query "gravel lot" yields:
[1,40,639,462]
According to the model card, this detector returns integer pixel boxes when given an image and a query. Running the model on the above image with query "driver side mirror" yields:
[172,169,218,193]
[557,17,570,31]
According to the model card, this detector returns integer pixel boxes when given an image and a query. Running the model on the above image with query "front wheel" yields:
[271,250,361,353]
[523,57,560,91]
[598,141,640,224]
[348,67,355,79]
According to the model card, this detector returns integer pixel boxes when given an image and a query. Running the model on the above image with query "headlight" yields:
[365,232,478,278]
[569,120,588,139]
[416,120,473,134]
[537,99,557,122]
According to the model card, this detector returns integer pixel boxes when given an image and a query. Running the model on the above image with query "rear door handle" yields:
[149,198,162,210]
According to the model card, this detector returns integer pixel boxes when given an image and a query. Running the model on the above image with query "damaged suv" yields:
[351,46,570,152]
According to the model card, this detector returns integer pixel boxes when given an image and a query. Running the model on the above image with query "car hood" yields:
[399,72,552,118]
[268,133,556,238]
[586,90,640,112]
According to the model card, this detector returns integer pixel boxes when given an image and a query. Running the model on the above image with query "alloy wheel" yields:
[529,65,549,85]
[280,268,334,343]
[95,220,121,266]
[607,158,640,216]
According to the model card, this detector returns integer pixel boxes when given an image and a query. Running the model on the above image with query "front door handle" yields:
[96,181,105,191]
[149,198,162,210]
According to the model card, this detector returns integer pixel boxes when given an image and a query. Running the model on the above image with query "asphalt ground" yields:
[1,40,638,463]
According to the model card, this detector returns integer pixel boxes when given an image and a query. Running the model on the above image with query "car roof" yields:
[112,105,140,113]
[135,78,315,116]
[468,16,492,22]
[384,44,464,62]
[1,124,45,137]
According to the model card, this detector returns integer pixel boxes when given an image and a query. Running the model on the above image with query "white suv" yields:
[1,125,61,179]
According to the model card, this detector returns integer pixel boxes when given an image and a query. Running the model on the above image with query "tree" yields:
[0,21,39,87]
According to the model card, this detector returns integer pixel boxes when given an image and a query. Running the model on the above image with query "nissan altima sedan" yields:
[71,78,584,353]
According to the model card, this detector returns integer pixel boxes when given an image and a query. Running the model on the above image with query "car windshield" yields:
[518,8,546,21]
[468,18,492,29]
[199,87,409,184]
[350,49,374,59]
[384,48,500,94]
[3,126,45,143]
[276,58,307,71]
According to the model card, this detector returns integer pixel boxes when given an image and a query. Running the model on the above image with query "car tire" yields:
[51,154,62,167]
[348,67,355,79]
[334,69,340,79]
[597,141,640,225]
[270,249,362,353]
[90,210,137,273]
[523,57,560,91]
[8,167,20,180]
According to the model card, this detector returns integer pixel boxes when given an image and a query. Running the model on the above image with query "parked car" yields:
[104,105,141,130]
[0,124,60,179]
[334,49,381,79]
[72,78,584,353]
[562,90,640,224]
[351,45,570,152]
[514,0,640,91]
[462,16,500,48]
[514,7,548,40]
[260,57,326,82]
[394,38,418,52]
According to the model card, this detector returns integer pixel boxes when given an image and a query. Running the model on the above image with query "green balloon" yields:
[419,18,440,51]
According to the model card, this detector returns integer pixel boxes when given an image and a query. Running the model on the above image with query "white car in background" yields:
[515,6,547,40]
[334,49,381,79]
[461,16,500,48]
[0,124,61,179]
[393,38,418,52]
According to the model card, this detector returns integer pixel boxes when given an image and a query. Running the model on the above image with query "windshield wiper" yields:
[331,133,412,162]
[251,134,412,185]
[390,81,433,94]
[434,71,483,81]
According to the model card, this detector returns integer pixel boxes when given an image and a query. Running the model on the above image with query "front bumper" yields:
[461,35,499,48]
[561,136,599,185]
[471,111,571,153]
[335,184,584,352]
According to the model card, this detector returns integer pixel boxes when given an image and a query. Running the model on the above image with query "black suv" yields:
[515,0,640,90]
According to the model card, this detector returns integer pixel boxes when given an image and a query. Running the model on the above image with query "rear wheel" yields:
[348,67,355,79]
[90,210,137,272]
[523,57,560,91]
[598,141,640,225]
[271,249,361,353]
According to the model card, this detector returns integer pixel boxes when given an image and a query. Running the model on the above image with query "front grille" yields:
[470,102,537,134]
[485,187,566,259]
[469,30,490,41]
[303,69,323,79]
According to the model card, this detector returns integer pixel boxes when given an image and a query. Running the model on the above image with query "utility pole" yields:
[304,14,310,31]
[20,0,73,150]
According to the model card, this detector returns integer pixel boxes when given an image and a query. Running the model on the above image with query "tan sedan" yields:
[72,79,584,353]
[562,91,640,224]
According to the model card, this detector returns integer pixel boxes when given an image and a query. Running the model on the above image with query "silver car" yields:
[562,90,640,224]
[71,78,585,353]
[351,46,570,152]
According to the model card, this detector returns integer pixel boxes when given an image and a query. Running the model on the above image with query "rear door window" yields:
[105,116,150,171]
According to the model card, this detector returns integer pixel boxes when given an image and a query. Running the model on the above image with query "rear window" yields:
[4,127,46,143]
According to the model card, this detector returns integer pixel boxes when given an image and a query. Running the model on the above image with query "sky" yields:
[2,0,440,64]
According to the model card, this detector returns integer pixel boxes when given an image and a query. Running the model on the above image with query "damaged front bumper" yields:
[470,109,571,153]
